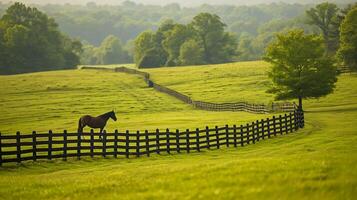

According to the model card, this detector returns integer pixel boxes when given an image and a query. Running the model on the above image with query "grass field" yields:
[0,61,356,199]
[144,61,276,104]
[0,67,275,134]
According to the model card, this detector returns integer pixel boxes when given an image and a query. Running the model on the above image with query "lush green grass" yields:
[144,61,277,104]
[0,68,273,134]
[0,61,356,199]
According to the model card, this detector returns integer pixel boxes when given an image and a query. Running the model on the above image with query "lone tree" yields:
[337,6,357,71]
[264,29,337,111]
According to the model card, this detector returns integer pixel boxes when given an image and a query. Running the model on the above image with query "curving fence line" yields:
[0,111,304,165]
[80,66,297,113]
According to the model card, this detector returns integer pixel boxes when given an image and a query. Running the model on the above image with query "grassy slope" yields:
[0,62,356,199]
[143,61,276,104]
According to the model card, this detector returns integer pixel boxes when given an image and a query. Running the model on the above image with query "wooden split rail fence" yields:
[0,111,304,165]
[81,66,297,113]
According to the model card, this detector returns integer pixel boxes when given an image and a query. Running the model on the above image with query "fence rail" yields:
[80,66,297,113]
[0,111,304,165]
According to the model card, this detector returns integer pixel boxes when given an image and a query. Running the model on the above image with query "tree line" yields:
[0,2,355,74]
[81,35,131,65]
[0,3,82,74]
[134,13,237,68]
[0,2,315,63]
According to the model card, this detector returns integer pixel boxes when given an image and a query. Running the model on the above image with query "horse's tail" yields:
[77,118,83,133]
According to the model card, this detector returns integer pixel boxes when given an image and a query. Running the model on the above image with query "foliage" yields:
[264,29,337,110]
[305,2,340,55]
[189,13,236,64]
[134,31,156,65]
[1,2,337,63]
[337,6,357,70]
[0,3,82,74]
[80,35,131,65]
[178,39,205,66]
[96,35,130,65]
[137,48,165,68]
[162,24,192,66]
[134,13,237,68]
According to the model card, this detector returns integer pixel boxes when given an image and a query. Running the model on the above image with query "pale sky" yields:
[1,0,356,6]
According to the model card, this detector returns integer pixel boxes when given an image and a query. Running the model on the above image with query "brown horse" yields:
[78,111,117,138]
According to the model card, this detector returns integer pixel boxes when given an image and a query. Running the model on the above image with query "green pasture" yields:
[0,61,356,199]
[0,67,273,134]
[144,61,276,104]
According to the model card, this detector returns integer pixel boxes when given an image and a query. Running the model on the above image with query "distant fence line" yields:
[338,66,355,74]
[0,111,304,165]
[80,66,296,114]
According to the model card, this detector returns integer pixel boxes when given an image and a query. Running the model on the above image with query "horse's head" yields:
[110,110,117,121]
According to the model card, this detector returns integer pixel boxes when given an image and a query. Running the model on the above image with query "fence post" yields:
[196,128,200,152]
[90,129,94,158]
[284,114,288,134]
[77,131,81,160]
[256,120,260,142]
[215,126,220,149]
[294,111,298,131]
[166,128,170,154]
[176,129,180,153]
[246,123,250,144]
[267,118,271,138]
[16,131,21,164]
[145,130,150,157]
[252,122,256,144]
[225,125,229,147]
[114,130,118,158]
[63,130,67,161]
[240,125,244,146]
[186,129,190,153]
[279,115,283,135]
[233,125,237,147]
[125,130,129,158]
[206,126,210,149]
[136,130,140,157]
[261,119,265,140]
[273,116,277,136]
[32,131,37,162]
[298,110,305,128]
[156,129,160,154]
[48,130,53,160]
[0,132,2,166]
[289,113,293,133]
[102,130,107,158]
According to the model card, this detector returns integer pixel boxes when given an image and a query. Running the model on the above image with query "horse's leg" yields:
[99,128,103,140]
[78,119,85,139]
[81,125,86,140]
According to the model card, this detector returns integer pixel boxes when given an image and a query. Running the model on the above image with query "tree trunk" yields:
[298,96,303,112]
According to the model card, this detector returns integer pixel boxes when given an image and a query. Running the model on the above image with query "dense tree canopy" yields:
[80,35,131,65]
[0,3,81,74]
[179,39,205,66]
[0,2,320,63]
[306,2,340,55]
[264,29,337,111]
[134,13,238,68]
[0,2,354,67]
[338,6,357,71]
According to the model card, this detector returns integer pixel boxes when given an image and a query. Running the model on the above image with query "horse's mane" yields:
[98,111,112,118]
